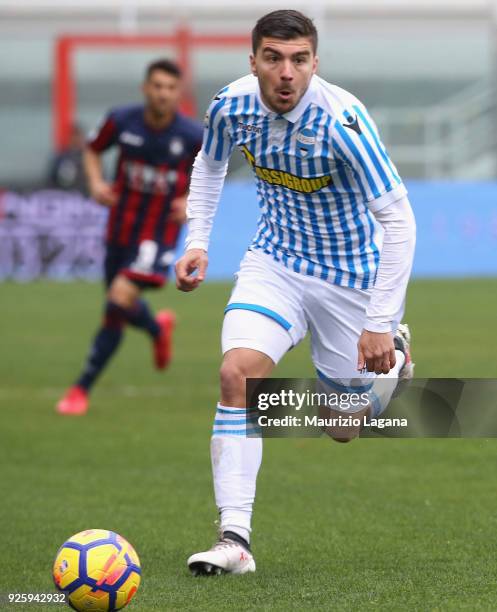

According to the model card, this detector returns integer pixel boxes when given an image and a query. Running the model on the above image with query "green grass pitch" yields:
[1,278,497,611]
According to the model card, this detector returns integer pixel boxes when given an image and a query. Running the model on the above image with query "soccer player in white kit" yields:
[176,9,416,575]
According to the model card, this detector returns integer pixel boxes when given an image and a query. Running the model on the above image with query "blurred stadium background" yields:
[2,2,497,610]
[1,0,497,279]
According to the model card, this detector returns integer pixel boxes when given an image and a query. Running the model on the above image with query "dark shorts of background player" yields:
[104,243,172,290]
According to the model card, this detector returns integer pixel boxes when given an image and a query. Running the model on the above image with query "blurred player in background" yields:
[176,10,416,574]
[57,59,203,415]
[48,124,87,193]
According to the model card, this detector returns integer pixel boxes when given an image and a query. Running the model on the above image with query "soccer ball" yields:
[53,529,141,611]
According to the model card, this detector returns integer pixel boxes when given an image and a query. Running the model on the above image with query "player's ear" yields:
[249,54,257,77]
[312,55,319,75]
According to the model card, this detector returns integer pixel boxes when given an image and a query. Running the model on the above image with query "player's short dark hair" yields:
[252,10,318,54]
[145,58,182,80]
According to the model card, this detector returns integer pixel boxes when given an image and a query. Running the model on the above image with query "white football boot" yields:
[187,532,256,576]
[392,323,414,398]
[394,323,414,379]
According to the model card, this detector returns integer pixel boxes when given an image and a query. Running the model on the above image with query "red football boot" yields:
[154,310,176,370]
[56,385,89,415]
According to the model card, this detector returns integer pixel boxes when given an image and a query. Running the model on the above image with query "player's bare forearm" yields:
[175,248,208,292]
[169,195,188,224]
[83,148,103,188]
[357,329,396,375]
[83,148,116,207]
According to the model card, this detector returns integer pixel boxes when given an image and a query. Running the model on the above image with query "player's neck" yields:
[143,108,175,131]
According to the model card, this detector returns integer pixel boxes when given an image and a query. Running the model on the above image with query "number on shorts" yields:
[160,249,175,267]
[132,240,158,272]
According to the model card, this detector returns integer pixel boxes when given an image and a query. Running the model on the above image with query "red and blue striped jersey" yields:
[88,104,203,248]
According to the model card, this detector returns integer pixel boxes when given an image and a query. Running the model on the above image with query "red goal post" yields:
[53,28,250,150]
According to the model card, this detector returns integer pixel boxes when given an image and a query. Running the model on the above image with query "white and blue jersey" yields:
[202,74,407,289]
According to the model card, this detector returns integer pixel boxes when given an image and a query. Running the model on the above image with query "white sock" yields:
[211,403,262,544]
[369,350,406,417]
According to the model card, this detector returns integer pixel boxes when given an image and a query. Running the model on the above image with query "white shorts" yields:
[222,249,404,384]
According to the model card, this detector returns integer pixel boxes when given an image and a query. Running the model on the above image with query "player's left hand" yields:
[169,196,187,224]
[357,330,396,374]
[175,248,208,292]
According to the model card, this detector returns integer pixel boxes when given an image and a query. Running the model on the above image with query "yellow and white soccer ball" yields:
[53,529,141,611]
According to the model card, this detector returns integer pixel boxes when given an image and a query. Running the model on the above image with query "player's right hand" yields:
[175,248,208,292]
[90,180,117,207]
[357,329,396,375]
